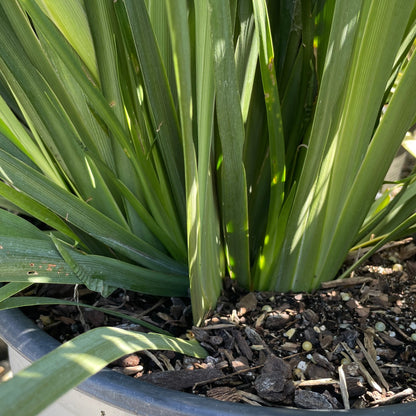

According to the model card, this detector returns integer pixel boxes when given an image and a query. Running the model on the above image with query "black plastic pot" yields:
[0,308,414,415]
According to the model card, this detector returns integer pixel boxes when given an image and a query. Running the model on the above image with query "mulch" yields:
[20,237,416,410]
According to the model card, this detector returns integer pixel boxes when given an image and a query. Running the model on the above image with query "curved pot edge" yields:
[0,308,414,415]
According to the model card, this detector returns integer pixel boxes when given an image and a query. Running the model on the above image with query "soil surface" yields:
[20,238,416,410]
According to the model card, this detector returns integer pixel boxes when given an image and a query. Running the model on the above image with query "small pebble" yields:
[205,356,220,365]
[297,361,308,372]
[392,263,403,272]
[262,305,272,312]
[340,292,350,301]
[251,344,265,351]
[284,328,296,339]
[410,322,416,330]
[302,341,313,352]
[411,333,416,341]
[122,365,144,375]
[375,321,386,332]
[209,336,223,345]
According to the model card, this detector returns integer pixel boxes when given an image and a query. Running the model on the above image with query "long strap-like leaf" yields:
[0,326,207,416]
[209,0,251,288]
[0,209,188,296]
[0,150,187,275]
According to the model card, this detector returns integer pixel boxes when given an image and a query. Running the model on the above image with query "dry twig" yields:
[341,342,383,393]
[356,339,389,391]
[320,276,375,289]
[369,388,414,406]
[294,378,338,387]
[338,365,350,409]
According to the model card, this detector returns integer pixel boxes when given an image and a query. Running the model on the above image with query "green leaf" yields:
[235,1,258,123]
[209,0,251,288]
[51,234,113,297]
[165,0,223,325]
[0,326,207,416]
[0,1,130,225]
[33,0,98,80]
[0,296,171,335]
[340,211,416,280]
[0,210,188,297]
[0,282,32,302]
[251,0,286,289]
[317,1,416,281]
[0,181,81,244]
[0,150,187,275]
[122,0,186,230]
[272,0,416,291]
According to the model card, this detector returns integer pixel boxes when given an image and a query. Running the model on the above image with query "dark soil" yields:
[21,238,416,410]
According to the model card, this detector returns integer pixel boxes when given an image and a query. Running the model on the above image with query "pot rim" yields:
[0,308,414,415]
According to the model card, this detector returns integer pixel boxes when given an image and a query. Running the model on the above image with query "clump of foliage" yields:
[1,0,416,413]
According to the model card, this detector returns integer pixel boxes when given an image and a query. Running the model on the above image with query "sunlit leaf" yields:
[0,326,207,416]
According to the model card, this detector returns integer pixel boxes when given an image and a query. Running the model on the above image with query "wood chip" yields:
[294,378,339,387]
[193,364,263,389]
[140,368,223,391]
[195,323,237,330]
[356,338,389,391]
[369,388,414,406]
[363,330,377,361]
[231,357,249,371]
[338,365,350,409]
[312,352,335,371]
[341,342,383,393]
[239,390,269,406]
[320,276,375,289]
[236,292,258,314]
[378,332,404,346]
[235,330,253,361]
[265,311,291,329]
[345,377,367,398]
[382,364,416,375]
[254,355,294,403]
[294,390,334,409]
[206,386,241,402]
[305,363,332,379]
[280,342,299,352]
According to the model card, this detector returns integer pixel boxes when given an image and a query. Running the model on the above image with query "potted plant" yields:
[1,0,416,414]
